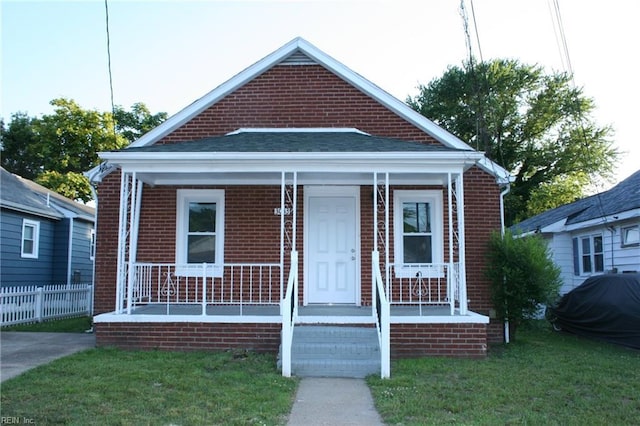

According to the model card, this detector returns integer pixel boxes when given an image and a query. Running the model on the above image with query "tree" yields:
[1,98,166,202]
[0,113,43,180]
[113,102,168,144]
[407,59,618,225]
[485,230,562,339]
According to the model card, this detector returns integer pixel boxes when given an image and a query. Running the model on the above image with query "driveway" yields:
[1,332,96,382]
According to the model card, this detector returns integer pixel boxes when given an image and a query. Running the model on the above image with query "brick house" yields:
[90,38,511,378]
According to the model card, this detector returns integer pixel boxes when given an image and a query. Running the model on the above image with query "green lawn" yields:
[1,349,298,425]
[2,316,92,332]
[368,322,640,425]
[2,321,638,425]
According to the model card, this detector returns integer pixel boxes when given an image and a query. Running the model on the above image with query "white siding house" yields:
[512,170,640,295]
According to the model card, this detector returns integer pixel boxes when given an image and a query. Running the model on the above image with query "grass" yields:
[368,321,640,425]
[3,322,639,425]
[2,316,93,332]
[1,349,298,425]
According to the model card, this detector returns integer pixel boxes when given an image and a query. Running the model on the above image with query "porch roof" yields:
[114,130,467,154]
[99,129,486,186]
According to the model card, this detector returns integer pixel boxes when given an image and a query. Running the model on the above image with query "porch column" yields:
[126,174,143,314]
[280,172,285,300]
[372,172,389,302]
[447,173,455,315]
[280,172,297,300]
[115,171,143,314]
[115,172,129,313]
[456,172,468,315]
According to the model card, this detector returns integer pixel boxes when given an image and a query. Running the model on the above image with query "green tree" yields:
[1,98,166,202]
[407,59,618,225]
[485,230,562,339]
[0,113,43,179]
[113,102,168,143]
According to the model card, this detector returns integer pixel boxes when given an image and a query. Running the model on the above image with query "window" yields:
[21,219,40,258]
[89,230,96,260]
[622,225,639,247]
[393,190,443,277]
[573,234,604,275]
[176,189,225,277]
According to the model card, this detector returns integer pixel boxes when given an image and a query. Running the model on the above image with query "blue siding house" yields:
[512,170,640,294]
[0,167,96,287]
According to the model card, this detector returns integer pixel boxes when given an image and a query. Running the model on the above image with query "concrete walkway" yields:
[0,332,95,382]
[287,378,385,425]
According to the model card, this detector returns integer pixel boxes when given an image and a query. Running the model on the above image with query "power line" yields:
[469,0,484,63]
[104,0,117,139]
[548,0,609,225]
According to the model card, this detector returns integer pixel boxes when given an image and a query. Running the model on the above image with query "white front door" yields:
[305,187,359,304]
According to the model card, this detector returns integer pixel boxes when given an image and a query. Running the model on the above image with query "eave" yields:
[99,150,484,186]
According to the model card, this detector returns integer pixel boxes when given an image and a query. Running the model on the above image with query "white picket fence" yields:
[1,284,93,327]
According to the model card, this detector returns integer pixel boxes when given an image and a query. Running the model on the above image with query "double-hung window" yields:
[573,234,604,275]
[622,225,639,247]
[393,190,443,277]
[21,219,40,259]
[176,189,225,277]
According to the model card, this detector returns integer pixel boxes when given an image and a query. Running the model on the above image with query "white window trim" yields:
[21,219,40,259]
[393,190,443,278]
[176,189,225,277]
[577,233,604,276]
[621,225,640,247]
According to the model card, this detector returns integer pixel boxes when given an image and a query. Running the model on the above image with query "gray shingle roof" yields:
[118,131,468,153]
[512,169,640,234]
[0,167,95,221]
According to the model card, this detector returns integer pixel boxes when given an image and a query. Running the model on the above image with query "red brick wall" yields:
[461,167,504,343]
[94,322,486,357]
[94,322,281,352]
[158,65,441,144]
[94,172,121,315]
[391,323,487,358]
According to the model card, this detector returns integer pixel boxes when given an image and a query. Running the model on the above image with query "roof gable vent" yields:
[279,49,316,65]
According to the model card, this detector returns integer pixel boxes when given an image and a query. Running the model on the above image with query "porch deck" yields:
[97,303,488,324]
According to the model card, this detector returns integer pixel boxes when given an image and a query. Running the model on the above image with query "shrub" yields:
[485,230,561,337]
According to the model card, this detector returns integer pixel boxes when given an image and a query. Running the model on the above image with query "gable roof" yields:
[119,129,469,154]
[512,170,640,234]
[0,167,95,221]
[89,37,511,184]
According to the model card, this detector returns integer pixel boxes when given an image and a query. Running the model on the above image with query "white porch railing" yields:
[1,284,93,326]
[388,263,460,315]
[373,251,391,379]
[280,251,298,377]
[123,263,281,315]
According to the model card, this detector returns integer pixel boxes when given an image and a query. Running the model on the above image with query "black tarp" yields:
[547,274,640,349]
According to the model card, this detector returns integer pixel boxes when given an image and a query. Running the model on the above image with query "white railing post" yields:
[202,263,207,315]
[373,251,391,379]
[281,250,298,377]
[35,287,44,323]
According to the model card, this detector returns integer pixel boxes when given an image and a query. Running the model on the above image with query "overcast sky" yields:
[2,0,637,185]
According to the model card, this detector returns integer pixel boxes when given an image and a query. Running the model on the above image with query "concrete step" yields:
[280,325,381,378]
[292,358,381,379]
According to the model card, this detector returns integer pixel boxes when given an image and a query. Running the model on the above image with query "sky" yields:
[2,0,638,186]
